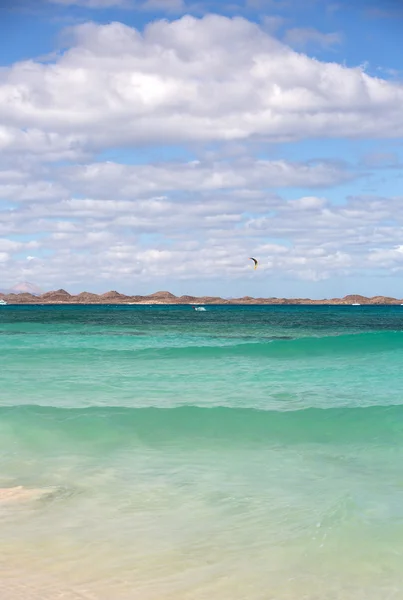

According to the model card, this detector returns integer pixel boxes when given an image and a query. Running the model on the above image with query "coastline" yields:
[0,289,402,305]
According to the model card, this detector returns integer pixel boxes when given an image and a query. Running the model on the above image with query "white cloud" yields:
[62,158,353,197]
[261,15,287,33]
[0,14,403,163]
[0,180,68,203]
[0,239,24,252]
[360,151,400,169]
[141,0,186,11]
[2,162,403,290]
[368,245,403,268]
[287,196,327,210]
[244,195,403,254]
[48,0,128,7]
[47,0,186,8]
[0,151,360,289]
[284,27,342,49]
[245,0,290,8]
[0,126,88,165]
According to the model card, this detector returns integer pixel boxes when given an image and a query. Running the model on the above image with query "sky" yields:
[0,0,403,297]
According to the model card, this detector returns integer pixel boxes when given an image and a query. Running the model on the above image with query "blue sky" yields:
[0,0,403,297]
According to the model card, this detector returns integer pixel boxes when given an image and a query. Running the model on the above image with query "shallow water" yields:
[1,305,403,599]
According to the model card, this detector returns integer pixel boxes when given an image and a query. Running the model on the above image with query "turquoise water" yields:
[1,305,403,599]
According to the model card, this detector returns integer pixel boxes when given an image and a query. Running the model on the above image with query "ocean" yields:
[1,304,403,599]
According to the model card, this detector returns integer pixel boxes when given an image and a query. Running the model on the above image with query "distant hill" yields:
[1,289,403,305]
[7,282,43,296]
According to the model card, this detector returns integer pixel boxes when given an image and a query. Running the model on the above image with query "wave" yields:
[7,330,401,361]
[2,404,403,447]
[107,330,403,360]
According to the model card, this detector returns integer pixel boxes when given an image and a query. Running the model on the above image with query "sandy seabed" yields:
[1,488,402,600]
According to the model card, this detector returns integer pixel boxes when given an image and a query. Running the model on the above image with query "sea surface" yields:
[1,304,403,599]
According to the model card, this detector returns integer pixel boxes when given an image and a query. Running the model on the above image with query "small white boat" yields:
[193,306,206,311]
[0,299,7,305]
[352,303,361,306]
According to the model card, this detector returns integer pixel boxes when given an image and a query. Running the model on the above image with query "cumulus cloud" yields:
[1,14,403,164]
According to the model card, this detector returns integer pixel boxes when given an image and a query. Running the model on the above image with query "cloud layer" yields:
[1,156,402,291]
[0,14,402,293]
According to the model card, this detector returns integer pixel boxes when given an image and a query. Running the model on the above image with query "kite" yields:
[249,257,258,270]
